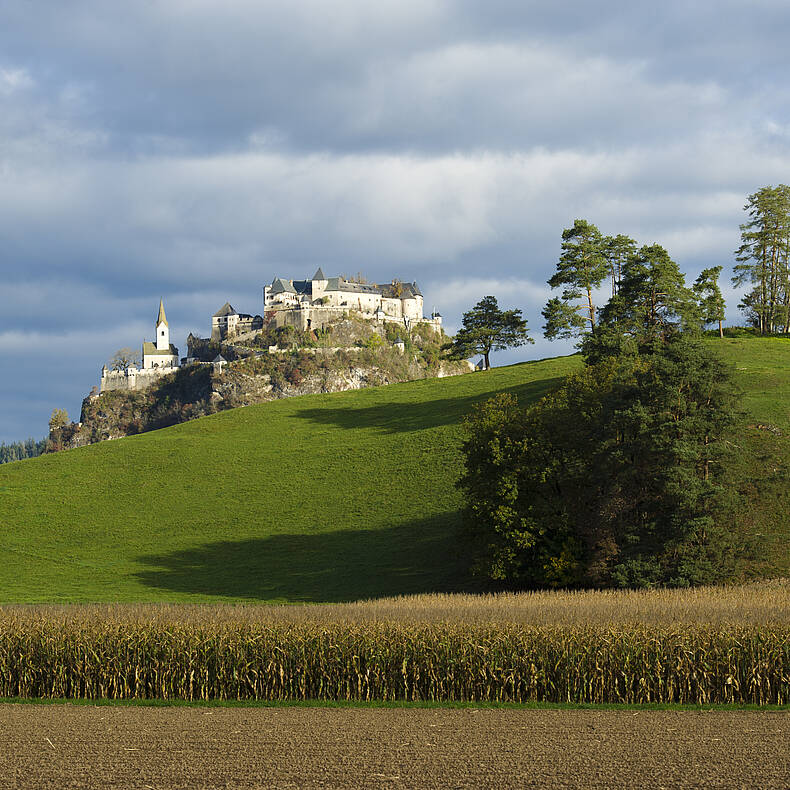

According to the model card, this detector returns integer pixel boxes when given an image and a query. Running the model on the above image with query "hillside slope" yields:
[1,337,788,603]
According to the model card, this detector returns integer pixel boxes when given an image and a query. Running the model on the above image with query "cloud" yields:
[0,67,33,95]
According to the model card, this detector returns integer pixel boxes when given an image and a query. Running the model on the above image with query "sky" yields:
[1,0,789,444]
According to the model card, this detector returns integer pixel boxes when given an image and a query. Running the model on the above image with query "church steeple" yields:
[155,298,170,351]
[156,298,168,327]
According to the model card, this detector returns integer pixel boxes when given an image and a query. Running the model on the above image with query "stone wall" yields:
[100,366,178,393]
[271,305,441,333]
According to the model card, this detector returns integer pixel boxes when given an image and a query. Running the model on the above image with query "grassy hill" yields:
[1,337,788,603]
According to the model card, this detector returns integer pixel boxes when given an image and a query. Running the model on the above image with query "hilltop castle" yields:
[98,272,443,393]
[211,269,440,341]
[100,299,180,393]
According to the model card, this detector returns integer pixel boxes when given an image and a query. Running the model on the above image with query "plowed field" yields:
[0,705,788,789]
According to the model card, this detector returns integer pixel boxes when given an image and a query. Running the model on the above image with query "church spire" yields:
[156,298,168,328]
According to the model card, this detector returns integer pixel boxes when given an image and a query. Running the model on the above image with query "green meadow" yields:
[1,337,788,603]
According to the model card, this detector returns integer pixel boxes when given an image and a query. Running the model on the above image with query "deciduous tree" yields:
[48,408,69,432]
[110,347,140,371]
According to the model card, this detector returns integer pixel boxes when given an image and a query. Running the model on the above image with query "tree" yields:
[543,219,609,340]
[693,266,726,337]
[445,296,532,370]
[459,334,739,588]
[48,408,70,452]
[733,185,790,334]
[48,408,69,432]
[602,234,638,297]
[596,243,697,344]
[110,347,140,371]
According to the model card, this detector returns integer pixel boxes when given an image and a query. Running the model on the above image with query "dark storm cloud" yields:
[0,0,789,442]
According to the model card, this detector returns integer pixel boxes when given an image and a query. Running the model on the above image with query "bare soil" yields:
[0,705,787,789]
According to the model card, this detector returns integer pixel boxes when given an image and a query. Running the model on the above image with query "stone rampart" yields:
[100,366,178,393]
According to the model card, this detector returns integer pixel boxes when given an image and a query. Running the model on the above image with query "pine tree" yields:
[0,437,47,464]
[693,266,726,337]
[733,185,790,334]
[446,296,532,370]
[598,243,697,342]
[603,234,638,297]
[543,219,609,340]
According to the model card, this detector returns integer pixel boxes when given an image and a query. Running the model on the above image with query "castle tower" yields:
[155,298,170,351]
[311,267,328,301]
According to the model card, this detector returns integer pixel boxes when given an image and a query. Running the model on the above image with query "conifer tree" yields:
[733,184,790,334]
[602,234,637,297]
[599,243,697,341]
[446,296,532,370]
[693,266,726,337]
[543,219,609,340]
[462,227,739,589]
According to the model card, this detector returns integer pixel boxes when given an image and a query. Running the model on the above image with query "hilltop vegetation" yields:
[55,317,465,450]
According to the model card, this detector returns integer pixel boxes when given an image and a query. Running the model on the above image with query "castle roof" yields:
[313,267,326,280]
[270,278,296,295]
[213,302,237,317]
[143,342,179,356]
[156,298,168,327]
[212,354,227,363]
[319,277,423,300]
[270,277,313,296]
[324,277,381,295]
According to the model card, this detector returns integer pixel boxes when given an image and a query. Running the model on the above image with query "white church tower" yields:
[142,299,179,369]
[156,298,170,350]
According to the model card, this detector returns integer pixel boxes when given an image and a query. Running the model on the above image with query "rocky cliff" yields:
[56,335,470,450]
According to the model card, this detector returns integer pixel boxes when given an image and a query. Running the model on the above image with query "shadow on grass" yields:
[293,377,566,434]
[135,513,477,602]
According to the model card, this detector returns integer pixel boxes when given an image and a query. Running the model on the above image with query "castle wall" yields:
[323,290,382,313]
[403,296,423,320]
[269,304,441,333]
[212,313,264,341]
[274,306,350,331]
[100,366,177,393]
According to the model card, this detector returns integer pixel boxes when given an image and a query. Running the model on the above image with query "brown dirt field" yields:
[0,706,787,789]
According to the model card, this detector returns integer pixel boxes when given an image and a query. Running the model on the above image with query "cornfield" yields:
[1,587,789,704]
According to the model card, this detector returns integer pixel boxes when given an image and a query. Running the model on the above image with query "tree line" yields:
[445,220,727,368]
[448,183,790,370]
[0,437,48,465]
